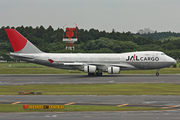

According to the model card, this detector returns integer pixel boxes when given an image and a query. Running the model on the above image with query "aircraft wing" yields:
[88,63,128,68]
[108,64,128,68]
[48,59,128,68]
[48,59,83,65]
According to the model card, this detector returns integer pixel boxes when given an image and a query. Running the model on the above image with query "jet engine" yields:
[84,65,96,73]
[108,67,120,74]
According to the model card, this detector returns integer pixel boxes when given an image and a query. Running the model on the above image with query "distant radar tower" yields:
[63,24,78,50]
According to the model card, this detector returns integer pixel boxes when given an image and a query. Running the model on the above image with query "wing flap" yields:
[63,63,84,66]
[110,64,128,68]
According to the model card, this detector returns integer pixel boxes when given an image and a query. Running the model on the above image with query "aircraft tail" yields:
[5,29,42,53]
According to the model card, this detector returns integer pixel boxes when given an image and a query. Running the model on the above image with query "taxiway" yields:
[0,74,180,85]
[1,95,180,109]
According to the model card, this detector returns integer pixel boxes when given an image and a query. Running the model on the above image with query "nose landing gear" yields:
[156,69,160,76]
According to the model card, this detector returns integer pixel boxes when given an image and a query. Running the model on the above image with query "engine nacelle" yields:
[108,67,120,74]
[84,65,96,73]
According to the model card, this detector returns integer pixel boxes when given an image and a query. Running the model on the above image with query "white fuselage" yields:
[10,51,176,71]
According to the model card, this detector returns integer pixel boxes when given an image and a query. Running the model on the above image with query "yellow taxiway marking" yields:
[117,104,128,107]
[162,105,180,109]
[11,101,21,104]
[64,102,75,105]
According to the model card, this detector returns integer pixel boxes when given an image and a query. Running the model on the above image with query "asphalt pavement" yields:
[0,74,180,85]
[1,74,180,120]
[0,110,180,120]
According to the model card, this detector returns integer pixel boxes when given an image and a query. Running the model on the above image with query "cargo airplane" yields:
[5,29,176,76]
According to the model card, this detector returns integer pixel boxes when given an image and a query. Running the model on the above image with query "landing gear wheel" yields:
[156,69,160,76]
[88,73,95,76]
[88,73,91,76]
[156,72,159,76]
[99,72,102,76]
[96,69,103,76]
[95,72,103,76]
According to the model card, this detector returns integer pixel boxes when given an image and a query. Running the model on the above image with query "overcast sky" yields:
[1,0,180,33]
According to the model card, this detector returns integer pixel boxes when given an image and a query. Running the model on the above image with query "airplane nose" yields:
[166,56,176,66]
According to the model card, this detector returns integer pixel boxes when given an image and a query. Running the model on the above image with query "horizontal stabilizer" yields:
[8,53,34,59]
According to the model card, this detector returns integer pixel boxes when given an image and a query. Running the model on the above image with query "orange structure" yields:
[63,24,77,50]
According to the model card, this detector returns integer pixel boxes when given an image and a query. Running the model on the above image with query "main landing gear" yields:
[88,73,95,76]
[96,72,102,76]
[95,69,103,76]
[88,69,103,76]
[156,69,160,76]
[88,72,103,76]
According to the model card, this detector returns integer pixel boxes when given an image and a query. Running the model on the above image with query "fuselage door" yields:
[143,53,149,69]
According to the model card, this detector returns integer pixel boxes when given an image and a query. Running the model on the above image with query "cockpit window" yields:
[161,53,165,55]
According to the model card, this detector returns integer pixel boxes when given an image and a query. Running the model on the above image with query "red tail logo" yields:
[5,29,27,52]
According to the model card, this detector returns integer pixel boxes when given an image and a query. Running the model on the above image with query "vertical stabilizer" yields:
[5,29,42,53]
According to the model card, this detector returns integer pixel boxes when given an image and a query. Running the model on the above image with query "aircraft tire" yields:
[99,72,102,76]
[95,72,103,76]
[156,72,159,76]
[88,73,95,76]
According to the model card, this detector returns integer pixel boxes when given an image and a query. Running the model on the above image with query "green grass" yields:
[0,68,85,74]
[0,62,48,68]
[0,104,165,112]
[0,62,84,74]
[1,67,180,74]
[0,62,180,74]
[1,84,180,95]
[121,68,180,74]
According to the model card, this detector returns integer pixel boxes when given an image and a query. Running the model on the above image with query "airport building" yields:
[137,28,156,34]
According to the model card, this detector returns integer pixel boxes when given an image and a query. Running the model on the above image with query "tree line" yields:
[0,26,180,61]
[136,31,180,41]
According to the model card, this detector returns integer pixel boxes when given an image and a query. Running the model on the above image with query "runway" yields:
[1,110,180,120]
[0,74,180,85]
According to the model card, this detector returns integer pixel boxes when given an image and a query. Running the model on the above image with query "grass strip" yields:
[0,84,180,95]
[0,62,180,74]
[0,104,165,112]
[0,67,180,74]
[0,68,84,74]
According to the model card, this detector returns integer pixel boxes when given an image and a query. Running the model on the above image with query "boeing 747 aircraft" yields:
[5,29,176,76]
